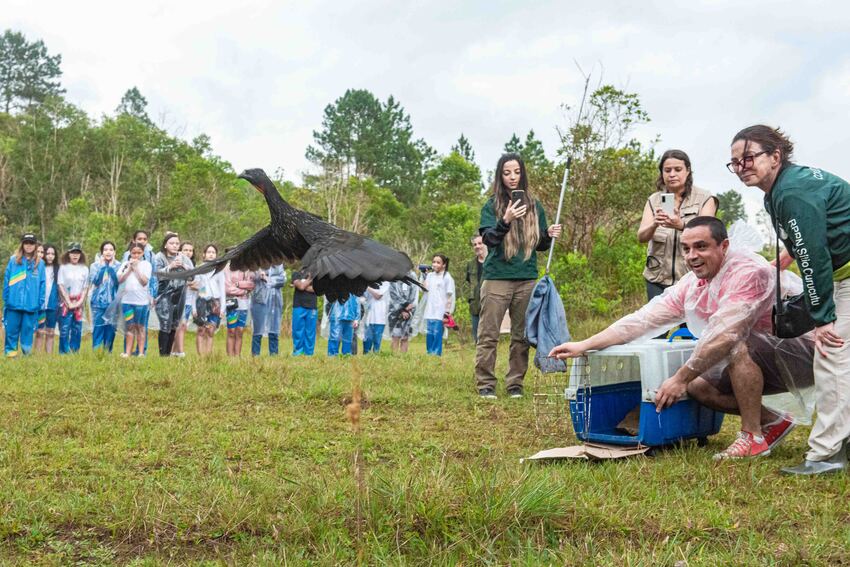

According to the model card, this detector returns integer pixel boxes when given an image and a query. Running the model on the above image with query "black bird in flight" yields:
[158,168,422,302]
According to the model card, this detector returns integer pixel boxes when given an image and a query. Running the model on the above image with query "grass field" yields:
[1,330,849,566]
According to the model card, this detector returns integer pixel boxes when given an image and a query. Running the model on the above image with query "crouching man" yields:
[550,216,814,460]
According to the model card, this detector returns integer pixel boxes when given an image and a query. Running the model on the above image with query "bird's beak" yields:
[237,171,265,195]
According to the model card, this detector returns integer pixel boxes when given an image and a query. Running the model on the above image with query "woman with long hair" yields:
[3,233,45,357]
[89,241,121,352]
[34,243,60,353]
[638,149,717,300]
[57,242,89,354]
[474,153,561,398]
[730,125,850,474]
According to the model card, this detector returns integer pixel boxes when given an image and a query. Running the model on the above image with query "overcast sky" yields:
[7,0,850,222]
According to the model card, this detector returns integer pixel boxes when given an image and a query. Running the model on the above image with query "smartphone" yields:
[511,190,525,205]
[660,193,674,216]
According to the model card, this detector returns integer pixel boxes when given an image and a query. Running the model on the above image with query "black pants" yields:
[645,279,669,301]
[158,330,176,356]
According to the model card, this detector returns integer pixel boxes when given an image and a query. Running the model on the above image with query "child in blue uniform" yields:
[3,233,46,357]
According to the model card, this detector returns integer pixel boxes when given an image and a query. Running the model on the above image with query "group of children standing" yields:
[3,229,459,359]
[2,231,299,359]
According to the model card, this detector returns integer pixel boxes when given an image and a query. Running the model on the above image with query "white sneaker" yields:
[120,353,129,358]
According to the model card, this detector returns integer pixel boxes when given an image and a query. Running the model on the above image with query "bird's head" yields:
[237,168,274,196]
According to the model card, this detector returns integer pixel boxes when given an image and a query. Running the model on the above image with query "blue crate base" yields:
[569,381,724,447]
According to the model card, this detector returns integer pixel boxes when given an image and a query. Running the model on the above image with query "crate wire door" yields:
[532,355,588,436]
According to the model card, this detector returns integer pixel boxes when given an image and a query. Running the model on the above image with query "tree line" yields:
[0,29,747,323]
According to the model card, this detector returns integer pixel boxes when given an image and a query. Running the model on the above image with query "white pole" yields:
[545,157,571,275]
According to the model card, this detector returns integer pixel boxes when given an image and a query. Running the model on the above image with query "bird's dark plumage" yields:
[158,168,422,302]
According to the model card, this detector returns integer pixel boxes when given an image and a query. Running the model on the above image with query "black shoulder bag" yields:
[772,216,816,338]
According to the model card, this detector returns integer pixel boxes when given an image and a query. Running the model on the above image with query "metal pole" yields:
[545,157,571,275]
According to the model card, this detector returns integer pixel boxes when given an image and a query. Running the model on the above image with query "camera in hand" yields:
[418,264,431,273]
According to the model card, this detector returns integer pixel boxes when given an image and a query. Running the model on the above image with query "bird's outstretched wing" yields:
[300,227,420,302]
[157,226,294,280]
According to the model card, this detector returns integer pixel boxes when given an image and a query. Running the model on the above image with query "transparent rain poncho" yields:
[608,223,815,422]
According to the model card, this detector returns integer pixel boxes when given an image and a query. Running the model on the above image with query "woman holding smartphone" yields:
[474,153,561,399]
[638,149,717,301]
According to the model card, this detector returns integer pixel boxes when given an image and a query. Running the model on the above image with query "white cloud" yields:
[4,0,850,203]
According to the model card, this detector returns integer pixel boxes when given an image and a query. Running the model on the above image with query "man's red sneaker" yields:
[713,431,771,460]
[762,414,796,450]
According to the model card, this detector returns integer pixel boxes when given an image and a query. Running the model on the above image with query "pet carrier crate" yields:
[567,340,724,446]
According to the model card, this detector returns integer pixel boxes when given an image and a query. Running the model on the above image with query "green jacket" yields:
[479,197,551,281]
[766,164,850,325]
[465,258,484,315]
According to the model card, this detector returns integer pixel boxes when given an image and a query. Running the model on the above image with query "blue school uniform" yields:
[3,255,45,356]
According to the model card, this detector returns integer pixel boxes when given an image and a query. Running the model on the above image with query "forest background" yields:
[0,29,753,329]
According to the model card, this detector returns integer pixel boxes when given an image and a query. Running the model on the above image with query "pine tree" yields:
[451,133,476,164]
[0,30,64,113]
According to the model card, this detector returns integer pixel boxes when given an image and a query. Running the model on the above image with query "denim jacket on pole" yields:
[525,275,571,373]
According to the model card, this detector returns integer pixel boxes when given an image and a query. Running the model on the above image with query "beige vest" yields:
[643,186,716,286]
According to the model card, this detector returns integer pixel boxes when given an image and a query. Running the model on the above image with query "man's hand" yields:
[655,375,688,411]
[814,322,844,357]
[549,341,587,360]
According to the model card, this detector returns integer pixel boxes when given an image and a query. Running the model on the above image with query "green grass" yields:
[1,331,849,565]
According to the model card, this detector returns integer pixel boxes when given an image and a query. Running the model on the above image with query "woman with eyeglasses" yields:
[638,149,718,301]
[730,124,850,476]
